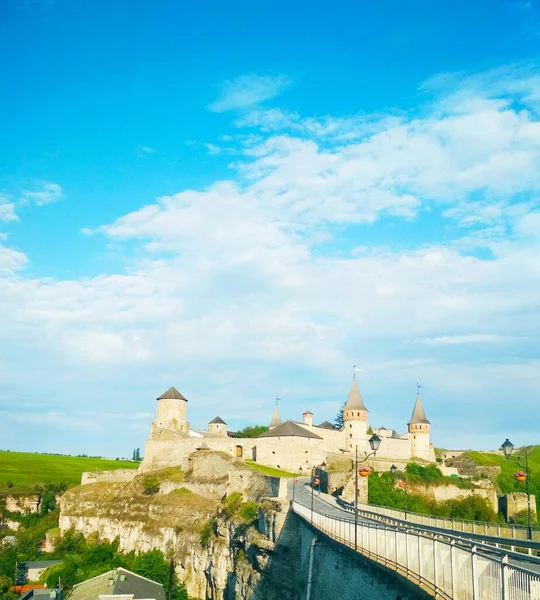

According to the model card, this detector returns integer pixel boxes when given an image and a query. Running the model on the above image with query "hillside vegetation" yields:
[0,451,138,494]
[464,446,540,513]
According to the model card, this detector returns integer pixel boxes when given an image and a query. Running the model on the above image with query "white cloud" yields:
[2,64,540,452]
[208,74,290,112]
[21,181,62,205]
[136,146,156,156]
[423,334,511,345]
[0,245,27,272]
[0,195,18,223]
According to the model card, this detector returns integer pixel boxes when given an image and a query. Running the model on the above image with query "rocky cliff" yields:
[59,452,294,600]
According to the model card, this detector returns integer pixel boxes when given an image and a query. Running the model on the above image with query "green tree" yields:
[334,403,345,429]
[0,574,18,600]
[235,425,268,438]
[132,550,187,600]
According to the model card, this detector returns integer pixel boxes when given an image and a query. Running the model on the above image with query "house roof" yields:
[343,378,368,412]
[317,421,336,430]
[69,567,165,600]
[269,404,282,428]
[408,394,430,425]
[209,416,226,425]
[157,386,187,401]
[19,561,61,569]
[258,420,323,439]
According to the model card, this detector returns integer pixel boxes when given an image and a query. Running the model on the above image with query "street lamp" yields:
[390,464,409,519]
[353,433,382,550]
[501,439,534,541]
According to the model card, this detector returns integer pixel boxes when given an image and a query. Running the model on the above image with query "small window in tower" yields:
[350,424,352,429]
[349,434,352,438]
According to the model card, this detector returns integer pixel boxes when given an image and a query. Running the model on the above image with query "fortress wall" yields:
[409,482,499,512]
[256,437,325,473]
[296,424,344,451]
[141,436,258,471]
[81,469,137,485]
[375,436,411,460]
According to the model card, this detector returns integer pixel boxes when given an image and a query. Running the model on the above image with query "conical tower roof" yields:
[408,394,430,425]
[344,378,368,412]
[157,387,188,401]
[269,404,282,429]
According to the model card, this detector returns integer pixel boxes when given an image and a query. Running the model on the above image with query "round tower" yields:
[154,386,189,434]
[408,393,432,461]
[302,410,313,427]
[343,378,369,452]
[208,416,228,437]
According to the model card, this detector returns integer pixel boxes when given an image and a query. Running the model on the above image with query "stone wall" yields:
[407,482,499,512]
[255,436,326,473]
[81,469,138,485]
[499,493,538,521]
[445,456,501,480]
[341,472,369,505]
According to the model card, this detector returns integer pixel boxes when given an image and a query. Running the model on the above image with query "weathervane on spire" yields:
[417,382,423,395]
[353,365,362,379]
[275,396,280,406]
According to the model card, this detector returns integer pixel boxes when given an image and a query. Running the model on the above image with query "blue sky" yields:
[1,0,540,457]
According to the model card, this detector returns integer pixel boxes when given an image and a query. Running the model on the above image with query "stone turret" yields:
[408,393,432,461]
[152,386,190,435]
[208,416,228,437]
[302,410,313,427]
[343,378,369,452]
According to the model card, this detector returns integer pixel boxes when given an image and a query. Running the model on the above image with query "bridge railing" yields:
[292,500,540,600]
[353,501,540,542]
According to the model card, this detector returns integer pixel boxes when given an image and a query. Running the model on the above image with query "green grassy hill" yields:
[464,446,540,513]
[0,450,139,494]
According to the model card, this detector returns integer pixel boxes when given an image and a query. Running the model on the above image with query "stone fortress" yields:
[140,377,436,473]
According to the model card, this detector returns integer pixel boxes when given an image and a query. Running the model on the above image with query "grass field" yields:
[244,459,295,478]
[0,450,139,494]
[464,446,540,478]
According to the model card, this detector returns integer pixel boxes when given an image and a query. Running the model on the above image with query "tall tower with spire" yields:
[269,398,282,430]
[408,390,432,461]
[343,377,369,452]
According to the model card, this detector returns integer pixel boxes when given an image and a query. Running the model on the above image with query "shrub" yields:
[200,519,214,548]
[509,509,537,526]
[142,476,160,496]
[238,502,259,524]
[221,492,242,518]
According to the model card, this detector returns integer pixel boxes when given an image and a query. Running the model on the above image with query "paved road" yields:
[287,477,540,576]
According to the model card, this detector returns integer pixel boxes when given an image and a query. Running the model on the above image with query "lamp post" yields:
[390,464,408,519]
[354,433,382,550]
[501,439,534,541]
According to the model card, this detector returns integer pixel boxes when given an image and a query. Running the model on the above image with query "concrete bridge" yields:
[290,482,540,599]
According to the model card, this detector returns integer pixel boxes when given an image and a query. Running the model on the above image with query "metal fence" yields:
[292,500,540,600]
[356,501,540,542]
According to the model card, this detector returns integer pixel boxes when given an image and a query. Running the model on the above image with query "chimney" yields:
[303,411,313,426]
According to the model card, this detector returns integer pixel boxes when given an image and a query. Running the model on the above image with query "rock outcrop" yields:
[59,452,293,600]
